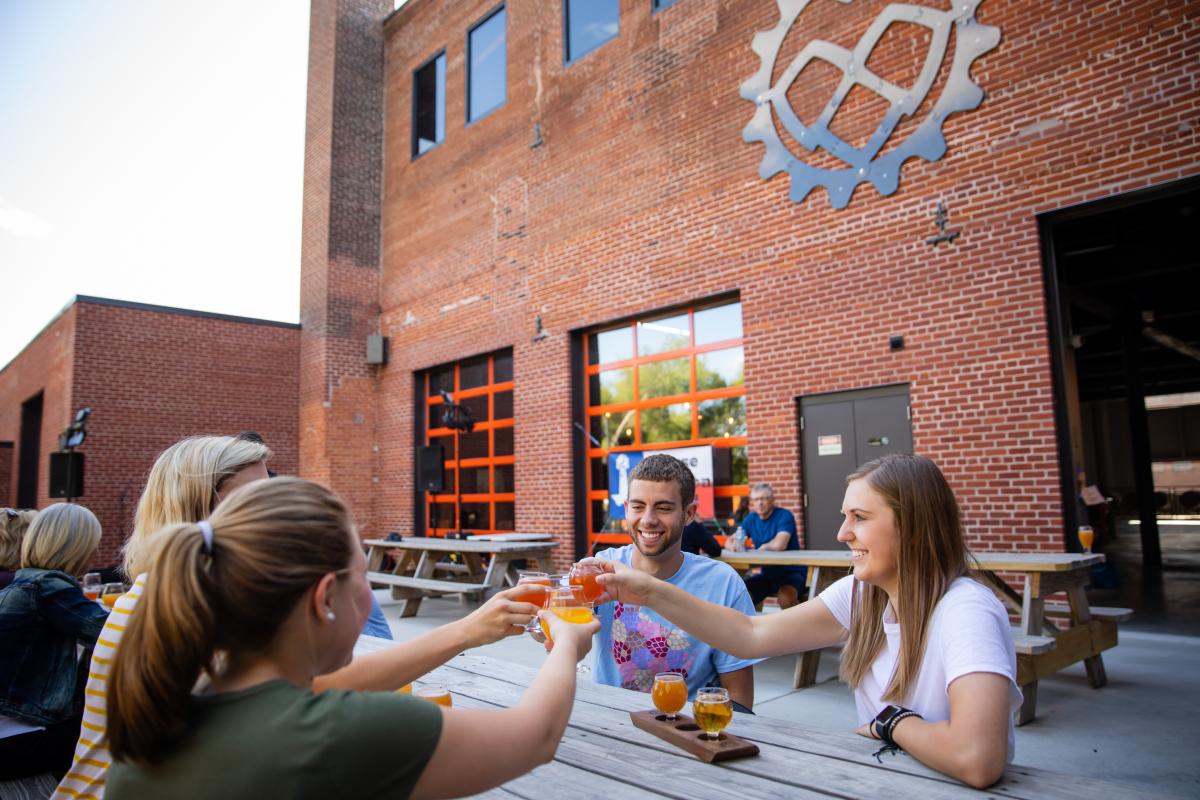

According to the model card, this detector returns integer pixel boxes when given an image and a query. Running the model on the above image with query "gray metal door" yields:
[800,386,911,549]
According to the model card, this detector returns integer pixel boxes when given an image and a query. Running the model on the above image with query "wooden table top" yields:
[362,537,559,554]
[351,635,1164,799]
[719,549,1105,573]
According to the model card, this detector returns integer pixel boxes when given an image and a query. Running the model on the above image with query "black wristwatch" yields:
[872,704,921,747]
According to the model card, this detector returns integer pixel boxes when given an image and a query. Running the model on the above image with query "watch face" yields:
[875,704,903,725]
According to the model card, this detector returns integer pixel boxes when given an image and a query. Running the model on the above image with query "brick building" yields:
[299,0,1199,573]
[0,296,299,567]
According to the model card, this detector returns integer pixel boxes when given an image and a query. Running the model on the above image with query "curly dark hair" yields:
[629,454,696,507]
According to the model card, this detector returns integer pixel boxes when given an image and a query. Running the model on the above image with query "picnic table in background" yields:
[718,549,1129,723]
[363,535,558,618]
[352,635,1172,800]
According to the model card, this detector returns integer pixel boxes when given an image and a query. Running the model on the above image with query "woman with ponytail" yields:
[105,477,596,798]
[588,454,1021,788]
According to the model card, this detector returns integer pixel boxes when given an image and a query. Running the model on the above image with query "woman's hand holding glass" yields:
[538,589,599,667]
[458,579,551,647]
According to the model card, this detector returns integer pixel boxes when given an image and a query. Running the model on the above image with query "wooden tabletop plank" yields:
[362,537,558,555]
[719,550,1104,572]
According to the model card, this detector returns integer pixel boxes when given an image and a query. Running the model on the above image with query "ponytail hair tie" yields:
[198,520,215,555]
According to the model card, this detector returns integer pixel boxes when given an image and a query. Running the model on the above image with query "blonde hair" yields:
[108,477,354,765]
[838,454,971,703]
[122,435,270,578]
[20,503,102,575]
[0,508,38,570]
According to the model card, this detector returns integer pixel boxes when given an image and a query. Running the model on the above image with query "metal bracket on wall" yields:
[925,202,960,247]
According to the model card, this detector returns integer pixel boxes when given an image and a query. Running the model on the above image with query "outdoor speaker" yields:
[416,445,444,492]
[366,335,389,365]
[49,452,85,498]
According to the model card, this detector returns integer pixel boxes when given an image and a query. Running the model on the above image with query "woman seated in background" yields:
[105,477,596,799]
[0,503,109,779]
[590,454,1020,789]
[0,507,38,590]
[60,434,558,800]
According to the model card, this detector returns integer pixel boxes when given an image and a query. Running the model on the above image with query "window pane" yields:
[431,502,455,528]
[413,53,445,156]
[699,396,746,438]
[588,327,633,365]
[591,412,634,448]
[428,403,444,431]
[468,8,506,121]
[494,426,514,456]
[714,496,733,524]
[641,402,692,444]
[638,356,690,399]
[696,347,744,390]
[494,464,514,493]
[591,500,608,533]
[565,0,618,62]
[637,313,690,355]
[694,302,743,346]
[589,367,634,405]
[460,466,490,494]
[429,434,455,459]
[731,446,748,485]
[493,390,513,420]
[462,503,490,531]
[493,350,513,382]
[590,457,608,490]
[494,502,515,531]
[462,394,488,423]
[460,356,488,390]
[441,469,456,494]
[430,366,455,396]
[460,430,489,459]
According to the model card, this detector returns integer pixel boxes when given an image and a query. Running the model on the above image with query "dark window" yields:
[412,52,446,157]
[565,0,618,64]
[468,7,507,122]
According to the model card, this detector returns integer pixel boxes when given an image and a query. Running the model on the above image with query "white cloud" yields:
[0,196,51,239]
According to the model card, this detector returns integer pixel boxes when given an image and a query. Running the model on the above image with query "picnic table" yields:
[718,549,1127,723]
[352,635,1169,800]
[364,535,558,618]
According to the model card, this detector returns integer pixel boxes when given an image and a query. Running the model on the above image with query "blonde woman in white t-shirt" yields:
[588,454,1020,789]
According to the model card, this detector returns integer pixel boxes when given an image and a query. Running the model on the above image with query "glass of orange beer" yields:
[540,585,595,673]
[651,672,687,720]
[568,563,606,607]
[693,688,732,740]
[415,684,452,707]
[99,583,127,609]
[1078,526,1095,553]
[82,573,102,602]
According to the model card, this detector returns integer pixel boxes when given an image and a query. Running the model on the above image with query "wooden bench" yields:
[1013,631,1057,656]
[1043,603,1134,623]
[367,571,490,597]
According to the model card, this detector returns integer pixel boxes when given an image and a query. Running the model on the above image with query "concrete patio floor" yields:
[377,589,1200,797]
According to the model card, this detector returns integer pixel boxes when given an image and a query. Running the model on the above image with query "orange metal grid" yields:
[583,303,749,553]
[423,352,515,537]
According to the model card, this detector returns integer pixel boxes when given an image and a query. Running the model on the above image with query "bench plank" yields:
[367,571,490,594]
[1043,603,1133,622]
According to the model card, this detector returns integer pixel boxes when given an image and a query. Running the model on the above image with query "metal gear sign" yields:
[741,0,1000,208]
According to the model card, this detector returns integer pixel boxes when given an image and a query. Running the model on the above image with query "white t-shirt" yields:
[819,574,1022,762]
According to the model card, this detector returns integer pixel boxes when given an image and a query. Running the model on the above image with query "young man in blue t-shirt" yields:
[592,454,759,710]
[734,483,807,609]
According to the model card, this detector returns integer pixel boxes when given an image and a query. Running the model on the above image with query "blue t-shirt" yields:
[592,546,761,697]
[742,507,804,578]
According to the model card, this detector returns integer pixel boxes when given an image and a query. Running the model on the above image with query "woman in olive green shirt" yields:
[106,477,596,799]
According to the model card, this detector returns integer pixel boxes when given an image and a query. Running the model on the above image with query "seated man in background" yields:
[590,455,759,711]
[738,483,806,609]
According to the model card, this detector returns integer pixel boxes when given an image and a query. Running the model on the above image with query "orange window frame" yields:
[583,304,749,553]
[423,352,515,537]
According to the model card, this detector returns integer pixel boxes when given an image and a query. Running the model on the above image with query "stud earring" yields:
[326,611,336,622]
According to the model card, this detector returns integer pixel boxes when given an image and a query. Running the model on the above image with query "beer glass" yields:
[541,585,595,674]
[82,573,102,602]
[693,688,732,740]
[515,570,553,636]
[1078,526,1095,553]
[568,563,605,607]
[415,684,452,707]
[651,672,687,720]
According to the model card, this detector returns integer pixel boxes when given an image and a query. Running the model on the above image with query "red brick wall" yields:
[69,300,300,568]
[0,443,12,507]
[0,305,77,515]
[0,299,299,570]
[339,0,1198,562]
[300,0,393,536]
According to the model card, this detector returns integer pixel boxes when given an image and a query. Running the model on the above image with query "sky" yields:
[0,1,313,369]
